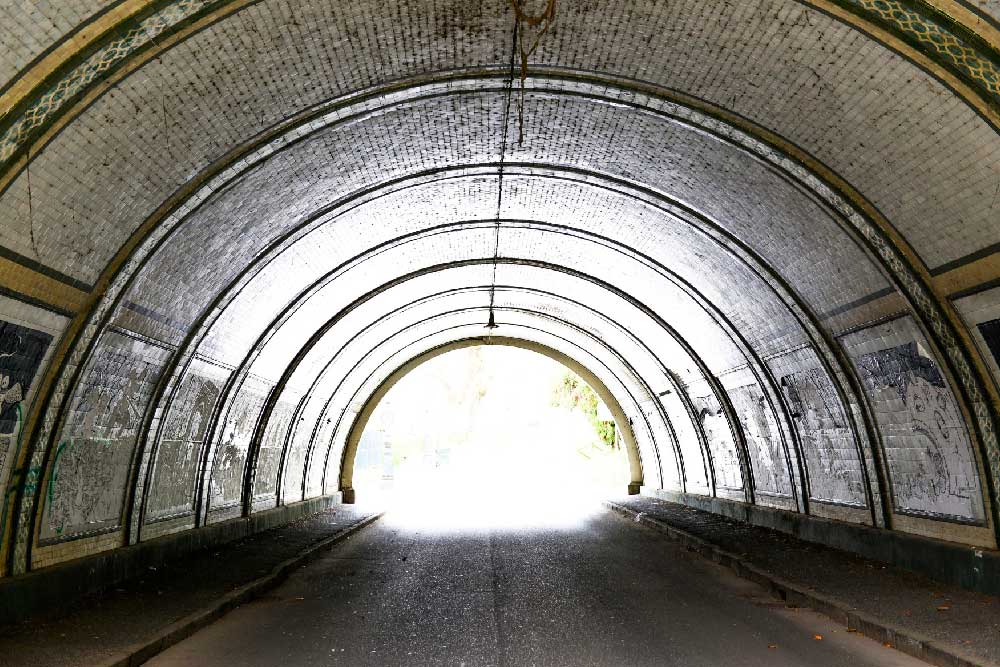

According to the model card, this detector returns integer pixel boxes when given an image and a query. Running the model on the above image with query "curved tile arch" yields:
[287,288,690,502]
[9,69,1000,576]
[247,255,842,513]
[129,204,980,544]
[316,310,795,507]
[298,288,764,506]
[0,167,872,564]
[219,252,830,523]
[211,240,752,516]
[60,151,876,548]
[1,0,998,196]
[274,304,670,503]
[333,333,654,501]
[127,196,804,528]
[166,211,812,524]
[243,284,721,512]
[309,314,674,500]
[212,255,726,517]
[319,316,669,498]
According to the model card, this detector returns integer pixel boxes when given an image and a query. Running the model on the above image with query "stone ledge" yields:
[0,493,342,627]
[653,489,1000,596]
[103,511,381,667]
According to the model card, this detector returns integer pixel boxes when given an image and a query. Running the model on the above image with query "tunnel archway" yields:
[0,0,996,590]
[338,336,645,504]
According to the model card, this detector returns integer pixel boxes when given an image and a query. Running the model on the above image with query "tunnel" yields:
[0,0,999,665]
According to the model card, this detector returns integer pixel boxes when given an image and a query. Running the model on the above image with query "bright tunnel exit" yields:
[352,344,631,528]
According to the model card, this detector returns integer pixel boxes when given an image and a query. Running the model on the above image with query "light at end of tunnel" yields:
[353,345,631,533]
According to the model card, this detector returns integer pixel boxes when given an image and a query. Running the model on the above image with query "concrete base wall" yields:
[0,494,341,626]
[652,490,1000,597]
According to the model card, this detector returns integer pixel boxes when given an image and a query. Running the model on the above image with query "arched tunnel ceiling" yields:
[0,0,999,575]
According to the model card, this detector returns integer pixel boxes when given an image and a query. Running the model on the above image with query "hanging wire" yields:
[487,13,521,331]
[488,1,556,330]
[509,0,556,144]
[25,150,40,260]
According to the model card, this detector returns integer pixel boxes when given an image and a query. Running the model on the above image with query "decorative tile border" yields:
[844,0,1000,97]
[0,0,998,187]
[0,0,223,168]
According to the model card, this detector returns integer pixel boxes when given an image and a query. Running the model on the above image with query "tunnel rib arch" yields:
[266,284,734,510]
[205,248,836,540]
[0,16,998,577]
[125,191,842,543]
[275,294,719,507]
[15,74,1000,544]
[336,336,646,503]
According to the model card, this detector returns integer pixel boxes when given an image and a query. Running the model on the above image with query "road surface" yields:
[149,503,924,666]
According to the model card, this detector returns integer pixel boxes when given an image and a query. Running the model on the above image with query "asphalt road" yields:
[148,503,925,666]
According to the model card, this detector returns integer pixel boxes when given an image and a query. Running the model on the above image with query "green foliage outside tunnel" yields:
[550,371,617,450]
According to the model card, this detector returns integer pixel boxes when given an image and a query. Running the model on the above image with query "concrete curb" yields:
[604,500,999,667]
[103,512,383,667]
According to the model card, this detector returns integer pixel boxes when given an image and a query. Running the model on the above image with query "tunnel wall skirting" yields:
[0,493,341,626]
[651,489,1000,597]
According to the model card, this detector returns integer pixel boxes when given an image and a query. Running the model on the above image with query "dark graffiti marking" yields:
[146,361,224,521]
[0,322,52,466]
[779,368,865,506]
[731,384,789,496]
[690,392,742,491]
[42,331,171,541]
[857,341,945,402]
[855,341,981,519]
[0,321,52,541]
[209,376,271,511]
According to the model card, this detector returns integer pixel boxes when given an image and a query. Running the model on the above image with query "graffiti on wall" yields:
[690,390,743,491]
[659,390,709,493]
[145,360,225,521]
[253,396,297,501]
[208,376,271,511]
[730,384,789,496]
[42,331,171,541]
[854,341,982,520]
[306,404,341,498]
[0,321,53,537]
[779,368,866,506]
[281,397,324,502]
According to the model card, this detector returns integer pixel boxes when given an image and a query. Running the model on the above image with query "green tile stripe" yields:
[0,0,220,166]
[844,0,1000,97]
[0,0,998,180]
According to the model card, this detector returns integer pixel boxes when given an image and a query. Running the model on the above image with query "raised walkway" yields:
[0,506,379,667]
[607,496,1000,667]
